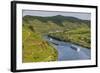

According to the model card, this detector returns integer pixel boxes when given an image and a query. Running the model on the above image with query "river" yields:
[44,35,91,61]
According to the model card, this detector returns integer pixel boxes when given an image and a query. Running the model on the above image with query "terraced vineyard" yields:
[22,25,58,63]
[48,26,90,48]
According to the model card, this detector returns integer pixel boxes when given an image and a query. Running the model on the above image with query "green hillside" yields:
[22,15,91,63]
[22,24,58,63]
[48,26,90,48]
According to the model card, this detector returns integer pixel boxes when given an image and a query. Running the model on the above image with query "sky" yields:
[23,10,91,20]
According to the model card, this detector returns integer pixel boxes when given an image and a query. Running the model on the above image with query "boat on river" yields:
[70,45,80,52]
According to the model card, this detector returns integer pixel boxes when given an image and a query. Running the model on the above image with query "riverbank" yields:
[47,35,90,49]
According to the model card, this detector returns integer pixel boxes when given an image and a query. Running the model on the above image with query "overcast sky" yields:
[23,10,91,20]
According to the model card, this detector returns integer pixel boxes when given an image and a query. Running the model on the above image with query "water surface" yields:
[44,36,91,61]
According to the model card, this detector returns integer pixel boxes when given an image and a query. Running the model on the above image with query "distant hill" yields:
[23,15,90,27]
[23,15,90,34]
